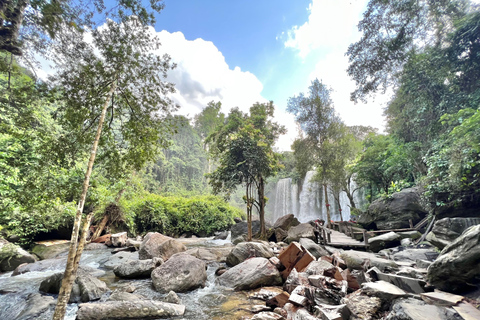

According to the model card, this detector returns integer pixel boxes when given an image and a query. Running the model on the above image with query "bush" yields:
[121,194,244,237]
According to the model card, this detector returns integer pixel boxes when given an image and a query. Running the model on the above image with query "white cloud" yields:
[284,0,367,58]
[154,31,267,117]
[284,0,388,133]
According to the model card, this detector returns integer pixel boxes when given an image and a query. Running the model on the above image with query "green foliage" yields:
[0,200,76,244]
[121,193,244,236]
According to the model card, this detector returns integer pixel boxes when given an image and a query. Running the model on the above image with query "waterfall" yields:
[269,171,364,224]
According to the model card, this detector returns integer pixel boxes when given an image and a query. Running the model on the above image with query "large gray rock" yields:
[304,260,335,276]
[427,225,480,292]
[15,293,56,320]
[30,241,70,260]
[151,253,206,293]
[138,232,186,261]
[427,217,480,249]
[285,223,316,243]
[299,238,329,259]
[113,257,163,278]
[392,248,438,263]
[342,290,382,320]
[358,188,427,230]
[226,241,274,266]
[217,257,282,290]
[76,301,185,320]
[273,214,300,231]
[231,220,263,240]
[110,232,128,247]
[386,298,462,320]
[0,239,36,272]
[107,291,144,302]
[368,232,401,252]
[104,251,138,270]
[361,280,408,301]
[341,250,398,272]
[39,268,108,303]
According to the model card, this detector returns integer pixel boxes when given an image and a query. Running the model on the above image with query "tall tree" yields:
[287,79,342,227]
[207,102,285,240]
[347,0,469,102]
[50,18,176,320]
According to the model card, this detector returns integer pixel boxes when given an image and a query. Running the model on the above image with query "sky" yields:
[149,0,390,151]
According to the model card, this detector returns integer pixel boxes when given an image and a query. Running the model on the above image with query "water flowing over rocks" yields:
[151,252,207,293]
[226,241,274,266]
[217,257,283,290]
[39,267,108,302]
[358,187,427,230]
[138,232,186,260]
[76,301,186,320]
[427,224,480,292]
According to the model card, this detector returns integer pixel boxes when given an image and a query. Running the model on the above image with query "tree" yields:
[347,0,469,102]
[287,79,342,227]
[207,102,285,240]
[50,18,176,320]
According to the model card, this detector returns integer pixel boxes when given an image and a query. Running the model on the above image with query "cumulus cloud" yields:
[154,31,267,117]
[284,0,367,58]
[283,0,388,132]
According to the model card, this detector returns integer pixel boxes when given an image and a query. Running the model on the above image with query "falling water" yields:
[268,171,365,224]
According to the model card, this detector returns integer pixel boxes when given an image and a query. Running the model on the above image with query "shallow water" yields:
[0,235,271,320]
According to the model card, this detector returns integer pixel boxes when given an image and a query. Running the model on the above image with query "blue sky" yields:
[148,0,392,151]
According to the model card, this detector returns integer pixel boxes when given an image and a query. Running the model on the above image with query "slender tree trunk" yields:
[324,184,331,228]
[257,176,266,239]
[246,183,252,241]
[52,81,117,320]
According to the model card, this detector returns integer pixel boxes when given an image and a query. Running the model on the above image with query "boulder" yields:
[362,281,408,302]
[30,241,70,260]
[39,267,108,303]
[138,232,186,261]
[164,291,181,304]
[113,257,163,278]
[368,232,401,252]
[427,217,480,249]
[304,260,335,276]
[76,301,185,320]
[226,241,274,266]
[392,248,437,263]
[185,247,222,261]
[342,290,382,320]
[107,291,144,302]
[213,231,229,240]
[15,293,56,320]
[231,220,262,240]
[285,223,316,243]
[385,298,462,320]
[125,238,141,249]
[109,232,128,247]
[341,250,398,272]
[299,238,329,259]
[358,187,427,230]
[104,251,138,270]
[151,253,206,293]
[273,214,300,231]
[397,231,422,240]
[0,239,36,272]
[427,225,480,292]
[275,228,288,243]
[217,257,282,290]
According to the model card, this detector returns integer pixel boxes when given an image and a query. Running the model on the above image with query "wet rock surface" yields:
[226,241,274,266]
[138,232,186,260]
[0,239,37,272]
[151,252,207,293]
[218,257,282,290]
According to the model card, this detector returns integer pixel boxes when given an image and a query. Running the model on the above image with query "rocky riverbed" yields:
[1,215,480,319]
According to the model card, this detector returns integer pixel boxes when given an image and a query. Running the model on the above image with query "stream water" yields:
[0,236,266,320]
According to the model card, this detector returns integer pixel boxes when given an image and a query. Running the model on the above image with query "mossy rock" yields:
[0,239,36,272]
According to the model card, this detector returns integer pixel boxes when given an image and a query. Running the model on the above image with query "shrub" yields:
[121,194,244,236]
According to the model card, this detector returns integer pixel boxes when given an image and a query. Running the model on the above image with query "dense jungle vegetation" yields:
[1,0,479,245]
